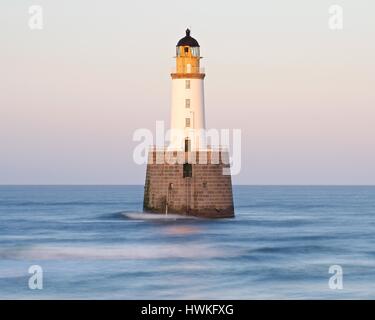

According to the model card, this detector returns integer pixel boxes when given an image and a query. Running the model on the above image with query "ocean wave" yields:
[246,244,338,255]
[0,243,239,260]
[0,201,126,207]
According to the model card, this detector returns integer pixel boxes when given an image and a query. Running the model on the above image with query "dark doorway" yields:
[183,163,192,178]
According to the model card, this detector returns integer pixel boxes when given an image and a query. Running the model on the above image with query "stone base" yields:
[143,149,235,218]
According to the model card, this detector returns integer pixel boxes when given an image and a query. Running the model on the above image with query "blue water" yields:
[0,185,374,299]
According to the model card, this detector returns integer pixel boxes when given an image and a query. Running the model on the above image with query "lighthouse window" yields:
[185,138,191,152]
[191,47,200,57]
[185,99,190,108]
[185,80,190,89]
[185,118,191,127]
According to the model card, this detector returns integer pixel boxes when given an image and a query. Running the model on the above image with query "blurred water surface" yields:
[0,185,374,299]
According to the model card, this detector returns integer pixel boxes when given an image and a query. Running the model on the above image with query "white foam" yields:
[122,212,198,221]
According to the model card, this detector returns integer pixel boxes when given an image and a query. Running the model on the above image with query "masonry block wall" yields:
[143,149,235,218]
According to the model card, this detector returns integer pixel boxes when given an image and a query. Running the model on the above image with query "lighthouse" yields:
[169,28,205,151]
[143,29,234,218]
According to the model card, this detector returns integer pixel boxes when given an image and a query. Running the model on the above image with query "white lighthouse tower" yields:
[143,29,234,218]
[169,29,206,151]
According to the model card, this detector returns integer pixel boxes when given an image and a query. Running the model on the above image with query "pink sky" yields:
[1,0,374,184]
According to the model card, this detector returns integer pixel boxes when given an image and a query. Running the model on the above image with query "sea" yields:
[0,185,374,299]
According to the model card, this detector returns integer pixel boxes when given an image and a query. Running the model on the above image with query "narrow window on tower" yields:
[185,80,190,89]
[185,118,191,127]
[185,99,190,108]
[185,138,191,152]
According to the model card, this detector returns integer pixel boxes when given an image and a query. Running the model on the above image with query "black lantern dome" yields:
[177,29,200,47]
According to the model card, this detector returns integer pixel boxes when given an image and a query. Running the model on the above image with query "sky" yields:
[0,0,374,185]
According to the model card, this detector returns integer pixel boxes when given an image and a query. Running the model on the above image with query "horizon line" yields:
[1,184,374,187]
